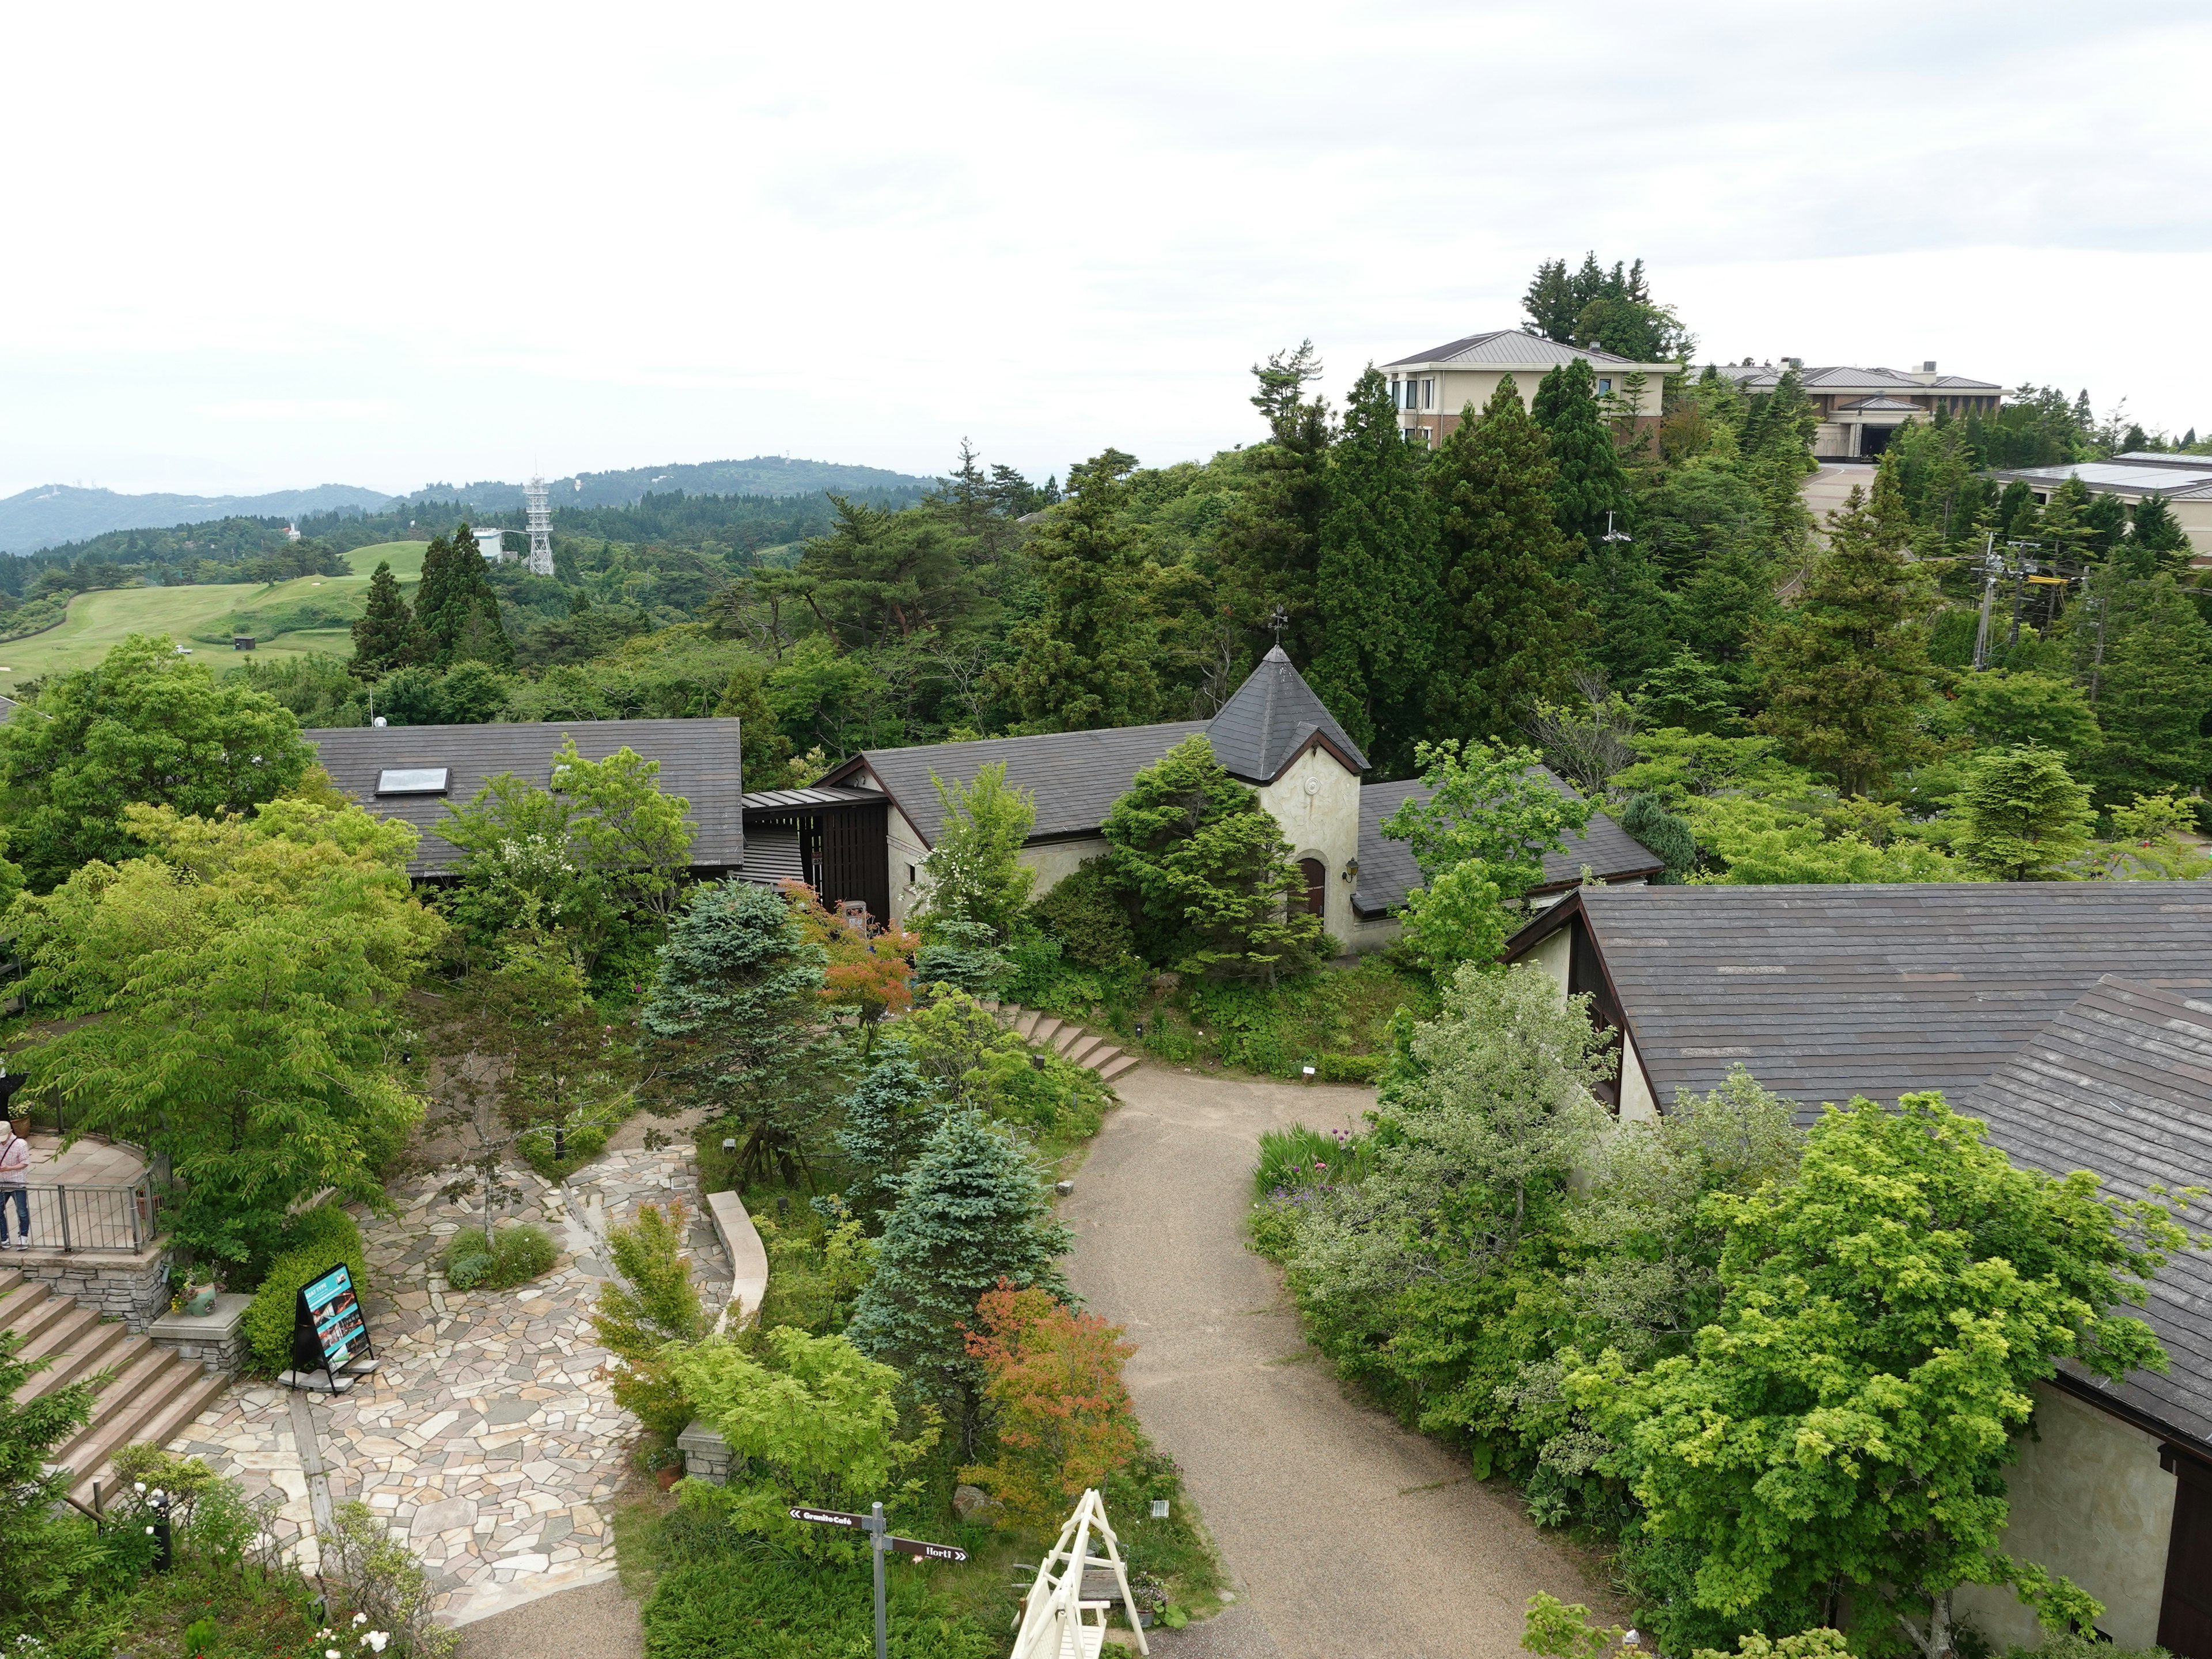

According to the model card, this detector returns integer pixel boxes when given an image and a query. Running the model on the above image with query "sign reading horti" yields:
[787,1506,969,1563]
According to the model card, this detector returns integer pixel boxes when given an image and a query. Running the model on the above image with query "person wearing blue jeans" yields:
[0,1120,30,1249]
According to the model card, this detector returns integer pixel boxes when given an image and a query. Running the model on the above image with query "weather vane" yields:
[1270,604,1288,646]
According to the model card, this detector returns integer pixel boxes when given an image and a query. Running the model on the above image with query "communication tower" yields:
[524,475,555,577]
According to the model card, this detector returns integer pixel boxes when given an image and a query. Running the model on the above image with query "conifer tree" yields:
[1953,745,2095,880]
[2126,491,2192,574]
[1307,365,1440,768]
[1215,342,1334,666]
[414,524,513,671]
[349,559,419,680]
[834,1054,948,1226]
[1735,368,1820,555]
[1532,358,1633,551]
[998,451,1163,732]
[1752,455,1937,795]
[1578,536,1677,689]
[846,1109,1072,1442]
[1426,378,1593,740]
[2084,574,2212,802]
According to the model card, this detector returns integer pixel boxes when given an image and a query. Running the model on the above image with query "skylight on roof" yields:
[376,767,450,796]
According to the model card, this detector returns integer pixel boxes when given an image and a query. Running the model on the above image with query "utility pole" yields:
[1972,532,1998,671]
[2088,575,2109,705]
[524,476,555,577]
[2004,540,2040,650]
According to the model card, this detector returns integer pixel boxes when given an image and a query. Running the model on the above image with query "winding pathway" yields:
[1063,1060,1620,1659]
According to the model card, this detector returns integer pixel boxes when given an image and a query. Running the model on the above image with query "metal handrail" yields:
[1,1176,153,1253]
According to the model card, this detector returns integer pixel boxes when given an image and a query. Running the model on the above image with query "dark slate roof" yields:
[1966,977,2212,1453]
[306,717,744,876]
[1353,770,1662,918]
[1207,646,1369,782]
[1502,884,2212,1112]
[830,723,1210,847]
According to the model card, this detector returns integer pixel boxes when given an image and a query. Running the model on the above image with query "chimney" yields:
[1781,356,1803,370]
[1908,359,1940,385]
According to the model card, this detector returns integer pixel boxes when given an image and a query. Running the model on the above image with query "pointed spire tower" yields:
[523,475,554,577]
[1204,646,1369,782]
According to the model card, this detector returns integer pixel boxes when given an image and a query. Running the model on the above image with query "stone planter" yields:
[147,1291,253,1375]
[677,1419,733,1485]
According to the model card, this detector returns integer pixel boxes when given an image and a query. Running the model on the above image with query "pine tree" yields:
[1532,358,1633,551]
[834,1054,948,1225]
[411,532,465,662]
[1952,745,2095,881]
[1306,366,1441,770]
[1736,368,1820,556]
[1578,536,1678,689]
[1752,454,1938,795]
[2085,574,2212,802]
[414,524,513,671]
[1426,377,1594,740]
[1101,734,1325,984]
[998,451,1164,733]
[2126,491,2192,574]
[349,560,418,681]
[1215,343,1334,665]
[845,1109,1072,1442]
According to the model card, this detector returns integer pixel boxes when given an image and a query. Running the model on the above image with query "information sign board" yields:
[294,1263,368,1374]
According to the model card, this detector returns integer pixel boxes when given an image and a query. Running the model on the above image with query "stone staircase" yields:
[1,1264,231,1510]
[982,1001,1141,1085]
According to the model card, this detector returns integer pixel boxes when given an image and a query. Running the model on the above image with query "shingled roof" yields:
[306,717,744,876]
[1352,771,1662,918]
[1207,646,1369,782]
[1966,977,2212,1455]
[1502,884,2212,1113]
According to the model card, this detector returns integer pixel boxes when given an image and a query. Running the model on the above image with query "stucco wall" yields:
[886,801,929,929]
[1254,745,1363,948]
[1953,1382,2175,1650]
[1020,836,1111,897]
[1525,925,1571,995]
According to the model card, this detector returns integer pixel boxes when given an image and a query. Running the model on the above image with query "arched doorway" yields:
[1298,857,1327,918]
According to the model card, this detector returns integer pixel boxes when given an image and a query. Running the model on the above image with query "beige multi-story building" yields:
[1708,358,2003,459]
[1382,330,1675,448]
[1988,452,2212,561]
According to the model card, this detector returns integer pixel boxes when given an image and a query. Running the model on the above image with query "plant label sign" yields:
[294,1262,368,1374]
[789,1506,870,1529]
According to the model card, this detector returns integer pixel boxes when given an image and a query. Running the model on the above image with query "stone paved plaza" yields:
[173,1146,730,1624]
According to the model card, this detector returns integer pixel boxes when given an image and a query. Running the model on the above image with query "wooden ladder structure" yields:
[1011,1488,1147,1659]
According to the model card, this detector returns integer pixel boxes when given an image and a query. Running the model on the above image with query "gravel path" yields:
[1062,1060,1621,1659]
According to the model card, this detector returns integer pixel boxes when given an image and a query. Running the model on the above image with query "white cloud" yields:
[3,0,2210,496]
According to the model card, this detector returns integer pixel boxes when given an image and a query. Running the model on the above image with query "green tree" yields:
[1532,358,1634,553]
[1308,366,1441,768]
[1618,792,1696,882]
[642,881,836,1188]
[916,762,1036,944]
[833,1054,949,1225]
[1736,370,1821,556]
[2124,492,2192,574]
[349,559,419,680]
[1753,458,1938,794]
[590,1200,707,1441]
[2084,574,2212,802]
[1579,536,1679,688]
[1944,671,2097,760]
[844,1109,1072,1442]
[794,494,979,650]
[998,450,1165,733]
[1428,379,1594,740]
[1952,746,2095,880]
[414,525,513,671]
[1215,342,1334,665]
[0,633,315,892]
[1101,734,1324,984]
[10,797,441,1266]
[1571,1092,2185,1655]
[0,1319,102,1633]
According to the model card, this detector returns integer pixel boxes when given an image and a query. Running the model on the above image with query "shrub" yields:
[518,1121,609,1181]
[444,1224,555,1291]
[1028,857,1135,969]
[752,1211,877,1336]
[642,1550,997,1659]
[244,1205,366,1375]
[912,918,1012,996]
[592,1201,707,1442]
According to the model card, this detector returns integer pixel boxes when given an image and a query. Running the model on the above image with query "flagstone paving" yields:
[169,1146,729,1624]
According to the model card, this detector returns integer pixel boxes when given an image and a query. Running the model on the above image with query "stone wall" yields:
[148,1292,252,1374]
[14,1242,171,1331]
[678,1420,734,1485]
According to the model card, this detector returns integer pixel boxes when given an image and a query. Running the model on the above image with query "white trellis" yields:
[1010,1488,1148,1659]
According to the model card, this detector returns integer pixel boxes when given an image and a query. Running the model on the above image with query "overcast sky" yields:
[5,1,2208,499]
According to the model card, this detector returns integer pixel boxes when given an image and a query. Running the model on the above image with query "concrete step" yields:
[1097,1054,1140,1084]
[1029,1016,1063,1048]
[0,1265,24,1301]
[50,1345,194,1488]
[1052,1024,1088,1056]
[11,1300,108,1374]
[18,1314,132,1400]
[994,1004,1024,1029]
[69,1366,232,1509]
[1014,1010,1041,1041]
[0,1281,63,1343]
[1064,1034,1107,1067]
[1081,1044,1121,1073]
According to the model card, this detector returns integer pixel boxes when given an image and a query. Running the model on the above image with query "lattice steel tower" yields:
[524,475,555,576]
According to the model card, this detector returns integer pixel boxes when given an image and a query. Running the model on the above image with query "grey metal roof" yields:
[1966,976,2212,1454]
[741,785,882,812]
[1384,330,1655,370]
[306,717,743,875]
[832,722,1210,848]
[0,694,14,725]
[1705,363,2001,394]
[1353,770,1662,918]
[1206,646,1369,782]
[1832,395,1923,414]
[1503,883,2212,1112]
[1991,459,2212,498]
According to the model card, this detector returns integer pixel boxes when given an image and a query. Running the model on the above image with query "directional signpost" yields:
[789,1501,969,1659]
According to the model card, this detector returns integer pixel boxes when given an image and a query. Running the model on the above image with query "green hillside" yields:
[0,541,426,688]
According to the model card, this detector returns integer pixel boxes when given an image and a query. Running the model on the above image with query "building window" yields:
[1596,376,1613,395]
[1422,378,1435,409]
[906,863,917,885]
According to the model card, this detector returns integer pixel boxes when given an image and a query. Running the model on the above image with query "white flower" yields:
[353,1614,369,1627]
[133,1481,146,1493]
[145,1525,155,1534]
[328,1649,342,1658]
[363,1635,390,1654]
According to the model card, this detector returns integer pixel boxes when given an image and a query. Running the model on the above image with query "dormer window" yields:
[376,767,449,795]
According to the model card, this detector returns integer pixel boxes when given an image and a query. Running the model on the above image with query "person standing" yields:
[0,1118,30,1249]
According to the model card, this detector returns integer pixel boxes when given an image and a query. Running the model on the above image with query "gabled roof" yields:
[1967,976,2212,1455]
[1831,395,1923,414]
[1502,883,2212,1113]
[1384,330,1661,371]
[1207,646,1368,782]
[828,722,1210,848]
[1706,363,2002,394]
[306,717,744,876]
[1352,770,1662,918]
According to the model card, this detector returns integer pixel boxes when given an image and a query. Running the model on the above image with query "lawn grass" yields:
[0,542,426,687]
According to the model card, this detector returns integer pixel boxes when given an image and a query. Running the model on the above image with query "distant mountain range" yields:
[1,456,940,555]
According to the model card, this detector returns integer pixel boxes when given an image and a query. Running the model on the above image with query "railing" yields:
[2,1177,153,1253]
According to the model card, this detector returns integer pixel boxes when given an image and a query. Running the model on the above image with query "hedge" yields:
[243,1205,367,1376]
